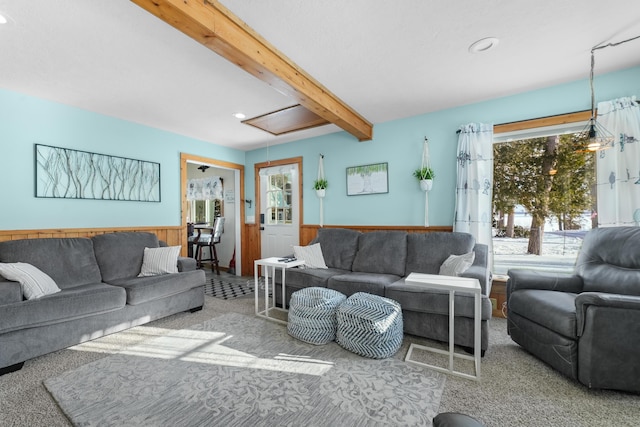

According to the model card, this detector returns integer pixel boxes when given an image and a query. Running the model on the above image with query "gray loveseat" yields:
[0,232,205,375]
[275,228,493,353]
[507,226,640,393]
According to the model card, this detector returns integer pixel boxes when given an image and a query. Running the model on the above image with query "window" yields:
[492,115,595,275]
[265,170,292,225]
[187,199,222,224]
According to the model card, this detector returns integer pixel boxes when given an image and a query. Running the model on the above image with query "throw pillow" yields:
[439,252,475,277]
[0,262,61,300]
[293,243,328,269]
[138,246,181,277]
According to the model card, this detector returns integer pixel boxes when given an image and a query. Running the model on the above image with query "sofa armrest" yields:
[0,279,22,305]
[177,256,197,272]
[576,292,640,336]
[461,266,490,296]
[507,269,583,296]
[459,243,491,295]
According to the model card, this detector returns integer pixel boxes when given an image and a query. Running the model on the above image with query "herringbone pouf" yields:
[287,287,347,345]
[336,292,403,359]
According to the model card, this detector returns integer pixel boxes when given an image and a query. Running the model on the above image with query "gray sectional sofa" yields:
[275,228,493,353]
[0,232,205,375]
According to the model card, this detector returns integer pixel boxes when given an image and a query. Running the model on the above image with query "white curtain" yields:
[595,96,640,226]
[454,123,494,263]
[186,176,223,201]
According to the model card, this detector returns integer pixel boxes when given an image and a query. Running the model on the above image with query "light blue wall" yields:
[2,66,638,230]
[245,65,640,226]
[0,89,245,230]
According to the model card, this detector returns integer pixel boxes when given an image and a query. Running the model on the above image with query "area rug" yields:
[204,276,254,299]
[44,312,445,426]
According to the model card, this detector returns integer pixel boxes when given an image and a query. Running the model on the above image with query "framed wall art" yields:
[346,162,388,196]
[35,144,161,202]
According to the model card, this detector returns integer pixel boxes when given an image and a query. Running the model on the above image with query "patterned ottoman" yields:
[287,287,347,345]
[336,292,403,359]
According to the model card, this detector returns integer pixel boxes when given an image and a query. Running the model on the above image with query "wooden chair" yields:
[193,217,224,275]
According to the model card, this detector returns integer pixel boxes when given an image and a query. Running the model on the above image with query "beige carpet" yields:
[1,293,639,426]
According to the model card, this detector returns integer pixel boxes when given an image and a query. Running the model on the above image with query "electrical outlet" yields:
[490,298,497,310]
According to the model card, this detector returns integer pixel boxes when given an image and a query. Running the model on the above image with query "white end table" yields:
[254,257,305,324]
[403,272,482,381]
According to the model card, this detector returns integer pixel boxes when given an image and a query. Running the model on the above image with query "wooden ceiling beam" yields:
[130,0,373,141]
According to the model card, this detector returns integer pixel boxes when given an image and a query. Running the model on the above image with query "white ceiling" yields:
[1,1,639,151]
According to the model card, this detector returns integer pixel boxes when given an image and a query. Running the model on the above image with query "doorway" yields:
[180,153,244,275]
[254,157,303,259]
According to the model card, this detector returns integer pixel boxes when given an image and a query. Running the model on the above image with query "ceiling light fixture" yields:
[0,13,8,24]
[468,37,499,54]
[577,34,640,152]
[232,112,246,119]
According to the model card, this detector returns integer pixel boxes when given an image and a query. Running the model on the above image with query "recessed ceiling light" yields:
[0,13,8,24]
[468,37,500,54]
[233,112,246,119]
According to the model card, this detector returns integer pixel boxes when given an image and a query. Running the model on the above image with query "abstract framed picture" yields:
[346,162,389,196]
[35,144,161,202]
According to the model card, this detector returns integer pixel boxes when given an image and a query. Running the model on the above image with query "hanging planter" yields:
[313,178,328,198]
[415,138,434,227]
[316,154,327,227]
[419,179,433,192]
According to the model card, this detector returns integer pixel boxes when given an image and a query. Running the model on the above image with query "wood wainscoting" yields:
[3,224,454,278]
[0,226,184,247]
[242,224,453,276]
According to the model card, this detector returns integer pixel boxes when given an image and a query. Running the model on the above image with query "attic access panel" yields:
[242,104,329,135]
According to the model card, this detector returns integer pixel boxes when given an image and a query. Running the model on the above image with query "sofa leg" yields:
[189,305,203,313]
[461,346,486,357]
[0,362,25,376]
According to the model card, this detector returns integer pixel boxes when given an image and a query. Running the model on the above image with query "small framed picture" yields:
[346,162,388,196]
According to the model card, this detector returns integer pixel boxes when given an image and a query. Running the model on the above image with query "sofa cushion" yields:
[0,238,102,289]
[0,262,61,300]
[106,269,204,305]
[0,279,22,305]
[0,283,126,334]
[351,231,407,276]
[405,232,475,275]
[92,232,159,282]
[328,272,401,297]
[138,246,181,277]
[314,228,361,270]
[509,289,578,339]
[439,252,475,277]
[293,243,328,269]
[276,267,348,289]
[385,278,492,320]
[575,227,640,296]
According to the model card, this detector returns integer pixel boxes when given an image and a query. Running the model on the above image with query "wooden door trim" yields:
[180,153,244,271]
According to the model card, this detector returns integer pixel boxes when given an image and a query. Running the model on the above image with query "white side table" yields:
[403,272,482,381]
[254,257,305,324]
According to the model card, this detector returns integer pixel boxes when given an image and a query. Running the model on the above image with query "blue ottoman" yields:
[287,287,347,345]
[336,292,403,359]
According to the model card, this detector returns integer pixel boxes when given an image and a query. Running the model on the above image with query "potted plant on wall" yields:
[313,178,328,198]
[413,167,435,191]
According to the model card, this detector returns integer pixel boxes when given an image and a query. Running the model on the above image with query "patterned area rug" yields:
[204,277,254,299]
[44,313,445,426]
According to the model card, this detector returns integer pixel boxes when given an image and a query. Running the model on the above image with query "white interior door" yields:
[260,164,300,258]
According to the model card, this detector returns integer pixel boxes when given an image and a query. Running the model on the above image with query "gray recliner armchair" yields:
[507,226,640,393]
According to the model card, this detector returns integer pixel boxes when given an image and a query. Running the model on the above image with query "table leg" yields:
[254,261,259,315]
[449,289,455,372]
[281,266,286,310]
[264,266,270,317]
[474,290,481,378]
